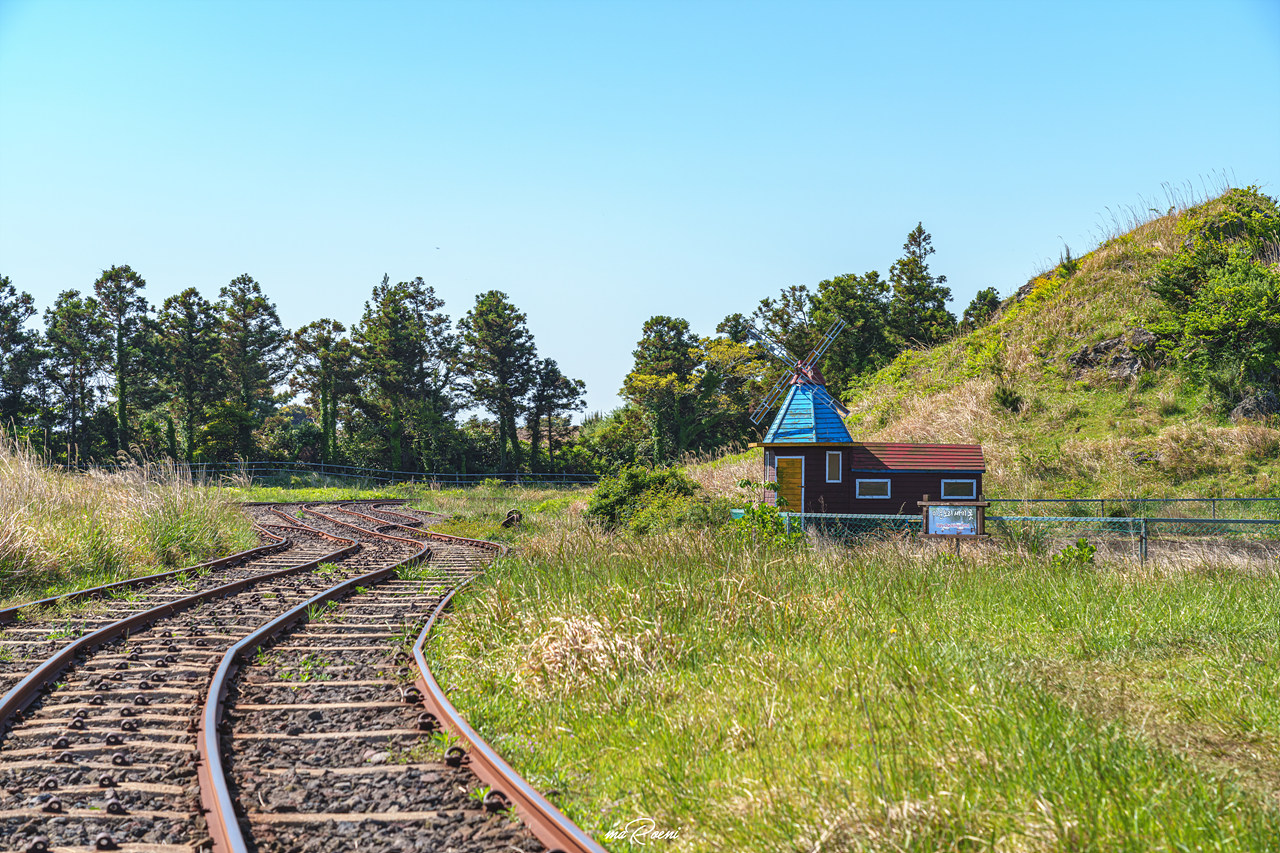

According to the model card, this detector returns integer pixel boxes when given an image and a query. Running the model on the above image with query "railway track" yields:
[0,502,603,853]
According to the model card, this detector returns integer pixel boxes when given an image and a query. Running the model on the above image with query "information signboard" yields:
[925,504,979,535]
[917,495,989,541]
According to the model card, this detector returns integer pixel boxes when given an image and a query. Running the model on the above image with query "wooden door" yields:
[776,457,803,512]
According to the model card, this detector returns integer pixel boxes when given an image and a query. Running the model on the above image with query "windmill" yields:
[748,317,850,427]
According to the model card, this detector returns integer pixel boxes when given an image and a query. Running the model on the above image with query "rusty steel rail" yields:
[0,526,291,625]
[200,502,603,853]
[335,502,508,555]
[0,523,359,730]
[198,506,432,853]
[413,579,605,853]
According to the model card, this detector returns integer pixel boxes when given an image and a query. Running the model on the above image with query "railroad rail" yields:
[0,501,604,853]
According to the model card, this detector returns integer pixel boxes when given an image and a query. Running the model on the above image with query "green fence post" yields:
[1139,518,1148,566]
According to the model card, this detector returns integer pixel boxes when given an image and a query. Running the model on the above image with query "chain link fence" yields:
[781,512,1280,565]
[986,498,1280,519]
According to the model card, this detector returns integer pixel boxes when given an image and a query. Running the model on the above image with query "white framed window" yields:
[940,479,977,500]
[825,451,842,483]
[855,478,891,499]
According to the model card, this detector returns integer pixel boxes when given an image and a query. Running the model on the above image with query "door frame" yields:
[774,455,805,513]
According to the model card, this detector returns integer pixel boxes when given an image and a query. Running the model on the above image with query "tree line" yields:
[588,223,1001,467]
[0,269,587,473]
[2,222,1002,474]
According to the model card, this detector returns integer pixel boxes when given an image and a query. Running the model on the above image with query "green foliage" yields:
[888,222,956,347]
[1147,187,1280,404]
[217,274,290,458]
[993,384,1023,413]
[1050,537,1097,570]
[1177,251,1280,395]
[351,276,460,471]
[811,270,895,396]
[157,288,220,463]
[460,290,538,470]
[585,465,700,531]
[960,286,1001,331]
[0,275,41,425]
[621,316,761,465]
[525,357,585,473]
[43,289,110,457]
[721,501,804,546]
[93,264,152,452]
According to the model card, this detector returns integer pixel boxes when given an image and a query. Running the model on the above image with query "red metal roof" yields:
[847,443,985,472]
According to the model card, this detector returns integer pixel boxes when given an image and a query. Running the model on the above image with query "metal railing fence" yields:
[162,461,600,487]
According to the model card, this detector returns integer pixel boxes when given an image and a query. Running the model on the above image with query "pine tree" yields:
[459,291,537,471]
[292,319,352,465]
[216,275,289,459]
[0,275,41,426]
[93,265,151,452]
[43,290,109,460]
[525,358,585,471]
[158,288,220,463]
[888,223,956,348]
[961,287,1001,330]
[351,276,458,471]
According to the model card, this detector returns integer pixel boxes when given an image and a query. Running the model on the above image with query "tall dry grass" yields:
[0,439,258,605]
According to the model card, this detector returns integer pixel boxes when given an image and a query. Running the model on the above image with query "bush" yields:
[585,465,700,531]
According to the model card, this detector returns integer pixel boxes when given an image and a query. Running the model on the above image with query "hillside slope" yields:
[840,189,1280,499]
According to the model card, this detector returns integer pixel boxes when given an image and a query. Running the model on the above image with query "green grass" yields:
[0,440,259,608]
[220,480,416,503]
[430,517,1280,851]
[407,481,593,544]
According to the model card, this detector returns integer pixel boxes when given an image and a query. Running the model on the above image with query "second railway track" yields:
[0,501,603,853]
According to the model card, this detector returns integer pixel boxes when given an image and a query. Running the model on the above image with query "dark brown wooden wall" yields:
[768,447,982,514]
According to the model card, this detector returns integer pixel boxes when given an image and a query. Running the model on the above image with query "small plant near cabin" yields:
[723,502,804,547]
[1051,537,1097,570]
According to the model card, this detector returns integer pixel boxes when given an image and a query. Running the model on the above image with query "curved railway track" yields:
[0,502,604,853]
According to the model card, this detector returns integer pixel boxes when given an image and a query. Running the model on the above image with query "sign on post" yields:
[918,495,990,544]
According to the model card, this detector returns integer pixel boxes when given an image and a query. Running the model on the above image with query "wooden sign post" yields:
[917,494,990,555]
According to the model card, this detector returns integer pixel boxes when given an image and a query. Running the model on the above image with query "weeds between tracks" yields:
[0,440,257,607]
[430,514,1280,852]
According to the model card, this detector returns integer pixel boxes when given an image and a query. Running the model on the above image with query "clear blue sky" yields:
[2,0,1277,416]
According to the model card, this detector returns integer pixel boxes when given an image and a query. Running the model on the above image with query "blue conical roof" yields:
[763,382,853,444]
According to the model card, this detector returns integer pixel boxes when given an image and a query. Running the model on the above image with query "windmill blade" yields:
[798,317,847,371]
[750,374,792,425]
[745,327,801,372]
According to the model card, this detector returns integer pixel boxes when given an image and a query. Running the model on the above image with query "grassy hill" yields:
[835,188,1280,500]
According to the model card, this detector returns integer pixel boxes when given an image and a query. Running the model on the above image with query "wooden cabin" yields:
[752,381,985,515]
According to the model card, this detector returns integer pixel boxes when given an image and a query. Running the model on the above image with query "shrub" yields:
[585,465,700,531]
